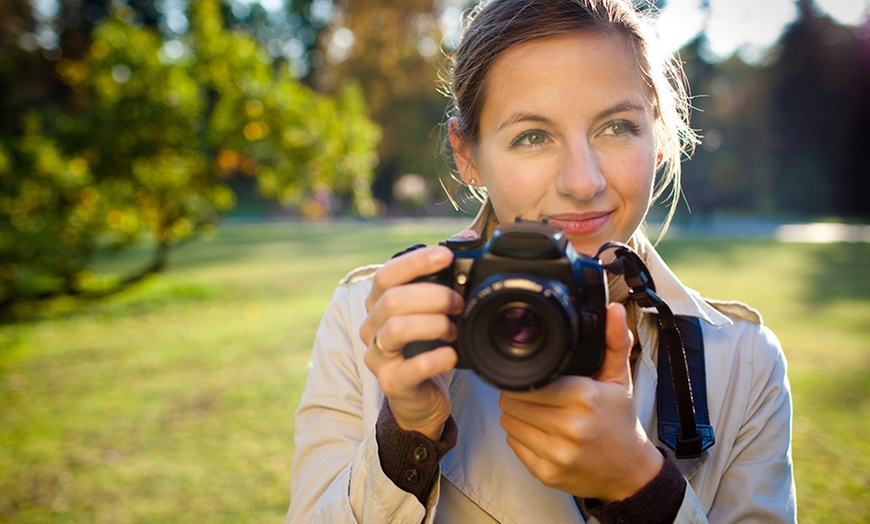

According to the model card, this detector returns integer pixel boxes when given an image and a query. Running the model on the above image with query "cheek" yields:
[476,152,547,212]
[482,175,530,224]
[608,148,656,204]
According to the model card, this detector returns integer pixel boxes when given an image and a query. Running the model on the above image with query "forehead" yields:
[481,32,651,126]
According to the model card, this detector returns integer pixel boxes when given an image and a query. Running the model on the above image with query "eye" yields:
[602,120,640,136]
[511,129,550,148]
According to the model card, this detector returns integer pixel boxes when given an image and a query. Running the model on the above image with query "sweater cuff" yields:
[375,398,458,504]
[578,447,686,524]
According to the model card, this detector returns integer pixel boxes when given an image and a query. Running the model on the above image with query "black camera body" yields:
[403,219,608,391]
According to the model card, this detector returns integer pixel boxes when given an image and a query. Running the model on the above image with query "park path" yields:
[665,218,870,243]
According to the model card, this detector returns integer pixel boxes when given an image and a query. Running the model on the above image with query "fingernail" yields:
[449,229,479,240]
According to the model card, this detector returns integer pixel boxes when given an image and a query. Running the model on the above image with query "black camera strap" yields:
[656,315,715,459]
[598,242,715,459]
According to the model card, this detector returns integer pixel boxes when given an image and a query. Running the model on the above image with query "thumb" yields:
[594,302,633,389]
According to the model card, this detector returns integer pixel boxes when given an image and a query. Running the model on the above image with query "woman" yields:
[286,0,796,522]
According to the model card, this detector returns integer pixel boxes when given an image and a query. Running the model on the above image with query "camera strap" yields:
[599,243,715,459]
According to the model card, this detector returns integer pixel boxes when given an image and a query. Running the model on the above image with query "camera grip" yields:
[403,339,450,359]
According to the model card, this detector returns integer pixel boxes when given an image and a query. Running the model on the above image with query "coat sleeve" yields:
[285,281,441,523]
[706,323,797,523]
[651,320,796,524]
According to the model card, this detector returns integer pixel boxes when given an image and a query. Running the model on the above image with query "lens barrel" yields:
[458,275,579,390]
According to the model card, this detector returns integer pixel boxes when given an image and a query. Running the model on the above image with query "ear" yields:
[448,117,478,186]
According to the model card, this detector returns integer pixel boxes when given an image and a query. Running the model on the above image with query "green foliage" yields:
[677,10,870,220]
[0,0,380,316]
[0,222,868,522]
[310,0,455,209]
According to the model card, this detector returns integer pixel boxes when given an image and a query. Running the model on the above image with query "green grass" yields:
[657,239,870,522]
[1,220,868,522]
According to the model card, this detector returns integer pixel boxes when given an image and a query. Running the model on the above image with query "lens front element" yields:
[493,304,545,358]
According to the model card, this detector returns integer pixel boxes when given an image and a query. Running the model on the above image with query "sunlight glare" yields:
[816,0,869,26]
[657,0,867,63]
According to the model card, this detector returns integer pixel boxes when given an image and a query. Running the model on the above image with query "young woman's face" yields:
[453,32,658,255]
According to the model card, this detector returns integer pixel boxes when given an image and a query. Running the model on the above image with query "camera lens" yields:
[458,275,579,390]
[493,304,544,357]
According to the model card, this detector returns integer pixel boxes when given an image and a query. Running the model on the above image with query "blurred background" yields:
[1,0,868,313]
[1,0,868,522]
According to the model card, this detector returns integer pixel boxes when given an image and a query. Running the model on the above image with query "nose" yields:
[555,140,606,201]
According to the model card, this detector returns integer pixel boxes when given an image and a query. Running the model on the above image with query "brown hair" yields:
[443,0,698,238]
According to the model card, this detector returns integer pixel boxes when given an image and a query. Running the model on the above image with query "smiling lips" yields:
[545,211,613,235]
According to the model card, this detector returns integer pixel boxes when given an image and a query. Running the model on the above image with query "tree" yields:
[0,0,380,318]
[679,36,777,217]
[766,0,870,216]
[309,0,459,212]
[0,0,56,134]
[674,0,870,220]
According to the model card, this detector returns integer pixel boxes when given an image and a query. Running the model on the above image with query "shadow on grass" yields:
[96,220,461,274]
[658,239,870,304]
[803,243,870,304]
[15,220,465,324]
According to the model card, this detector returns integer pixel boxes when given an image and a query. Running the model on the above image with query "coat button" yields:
[413,445,429,462]
[403,468,420,484]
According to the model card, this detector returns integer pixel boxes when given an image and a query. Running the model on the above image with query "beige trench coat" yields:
[286,238,796,523]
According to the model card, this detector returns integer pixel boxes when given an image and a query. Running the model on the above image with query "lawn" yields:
[1,219,868,522]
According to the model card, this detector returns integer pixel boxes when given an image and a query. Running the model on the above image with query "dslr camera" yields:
[403,219,607,390]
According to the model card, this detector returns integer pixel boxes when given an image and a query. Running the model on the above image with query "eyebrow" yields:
[595,102,647,121]
[495,113,553,134]
[495,102,647,134]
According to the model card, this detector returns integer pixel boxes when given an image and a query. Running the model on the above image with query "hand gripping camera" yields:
[403,219,607,391]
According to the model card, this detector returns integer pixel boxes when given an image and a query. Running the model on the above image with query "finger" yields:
[502,414,548,461]
[594,302,633,388]
[448,229,480,240]
[376,346,458,396]
[499,393,566,438]
[500,375,592,408]
[366,245,454,311]
[498,380,601,445]
[502,414,570,483]
[370,314,458,358]
[370,333,393,359]
[360,285,462,345]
